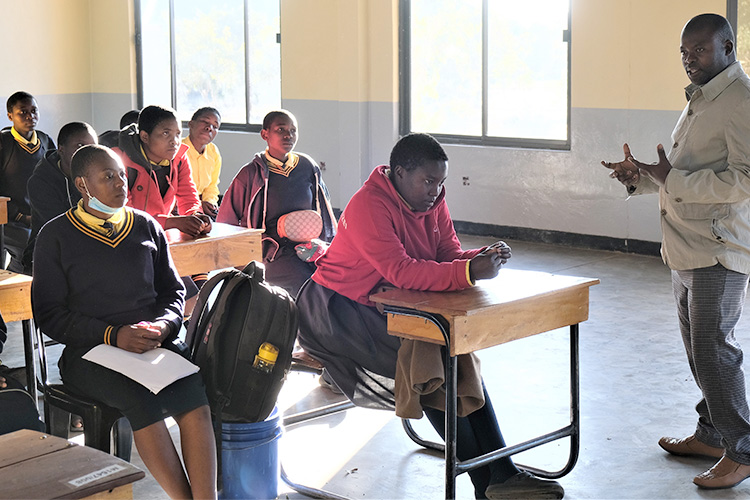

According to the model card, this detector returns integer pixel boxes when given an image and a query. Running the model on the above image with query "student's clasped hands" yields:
[167,213,212,237]
[469,241,511,281]
[601,143,673,187]
[116,321,167,353]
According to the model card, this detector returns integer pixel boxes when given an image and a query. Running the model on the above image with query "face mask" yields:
[82,178,120,216]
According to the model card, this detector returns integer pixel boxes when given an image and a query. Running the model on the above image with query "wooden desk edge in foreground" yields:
[370,269,600,356]
[0,429,145,500]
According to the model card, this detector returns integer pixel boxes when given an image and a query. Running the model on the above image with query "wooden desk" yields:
[371,269,599,500]
[0,429,144,499]
[0,269,37,402]
[165,222,263,276]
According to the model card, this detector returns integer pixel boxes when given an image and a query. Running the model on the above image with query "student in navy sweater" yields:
[0,91,55,272]
[23,122,98,274]
[33,145,216,499]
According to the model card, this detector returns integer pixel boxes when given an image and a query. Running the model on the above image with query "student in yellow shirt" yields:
[183,107,222,219]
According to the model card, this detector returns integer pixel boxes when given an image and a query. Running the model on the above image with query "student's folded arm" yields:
[349,197,472,291]
[32,232,116,348]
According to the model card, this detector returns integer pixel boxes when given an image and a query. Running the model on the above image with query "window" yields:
[736,0,750,69]
[136,0,280,130]
[400,0,571,149]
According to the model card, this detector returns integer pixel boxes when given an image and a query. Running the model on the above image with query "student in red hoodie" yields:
[114,105,211,237]
[296,133,563,500]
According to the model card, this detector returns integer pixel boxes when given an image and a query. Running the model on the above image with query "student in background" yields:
[33,145,216,498]
[98,109,140,148]
[183,107,222,219]
[114,105,211,237]
[296,133,563,499]
[0,91,55,272]
[23,122,98,274]
[217,109,336,297]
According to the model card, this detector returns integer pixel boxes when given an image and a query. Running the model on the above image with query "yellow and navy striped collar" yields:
[67,200,133,247]
[264,149,299,177]
[11,127,40,154]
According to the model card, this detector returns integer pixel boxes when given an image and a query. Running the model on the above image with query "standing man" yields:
[603,13,750,490]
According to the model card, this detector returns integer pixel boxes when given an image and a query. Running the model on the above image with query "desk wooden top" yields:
[0,429,144,499]
[0,196,8,225]
[166,222,263,276]
[0,269,33,322]
[371,269,599,355]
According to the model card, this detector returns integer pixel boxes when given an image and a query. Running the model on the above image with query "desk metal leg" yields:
[0,226,5,269]
[22,319,38,403]
[445,350,457,499]
[385,306,582,500]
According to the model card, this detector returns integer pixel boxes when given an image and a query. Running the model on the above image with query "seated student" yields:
[114,104,211,237]
[23,122,98,274]
[296,134,563,500]
[217,109,336,297]
[0,91,55,273]
[32,145,216,498]
[183,107,222,219]
[98,110,140,148]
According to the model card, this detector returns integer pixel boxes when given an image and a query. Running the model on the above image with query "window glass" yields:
[247,1,282,124]
[137,0,280,127]
[486,0,568,140]
[405,0,570,146]
[738,0,750,69]
[173,0,246,123]
[410,0,482,136]
[140,0,172,108]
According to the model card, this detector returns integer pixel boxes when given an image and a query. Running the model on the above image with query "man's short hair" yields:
[58,122,97,147]
[119,110,141,129]
[71,144,118,179]
[685,13,735,44]
[191,107,221,122]
[390,133,448,172]
[138,105,178,134]
[6,91,34,113]
[262,109,296,130]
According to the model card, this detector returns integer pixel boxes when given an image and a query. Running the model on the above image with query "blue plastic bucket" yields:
[219,407,282,500]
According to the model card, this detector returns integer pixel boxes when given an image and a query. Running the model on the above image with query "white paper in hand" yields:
[83,345,199,394]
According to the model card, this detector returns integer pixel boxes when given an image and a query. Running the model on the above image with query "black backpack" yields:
[186,261,297,423]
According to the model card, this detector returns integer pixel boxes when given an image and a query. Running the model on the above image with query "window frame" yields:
[134,0,278,132]
[398,0,572,150]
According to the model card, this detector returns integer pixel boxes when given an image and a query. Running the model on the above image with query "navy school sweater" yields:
[32,207,185,349]
[0,129,55,222]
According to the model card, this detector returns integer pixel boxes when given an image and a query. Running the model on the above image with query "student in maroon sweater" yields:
[297,134,563,499]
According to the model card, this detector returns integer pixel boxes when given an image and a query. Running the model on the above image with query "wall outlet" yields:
[462,176,470,186]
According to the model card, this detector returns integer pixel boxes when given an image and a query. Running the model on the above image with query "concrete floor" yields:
[4,235,750,499]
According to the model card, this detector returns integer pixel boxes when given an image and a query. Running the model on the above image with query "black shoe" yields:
[485,472,564,499]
